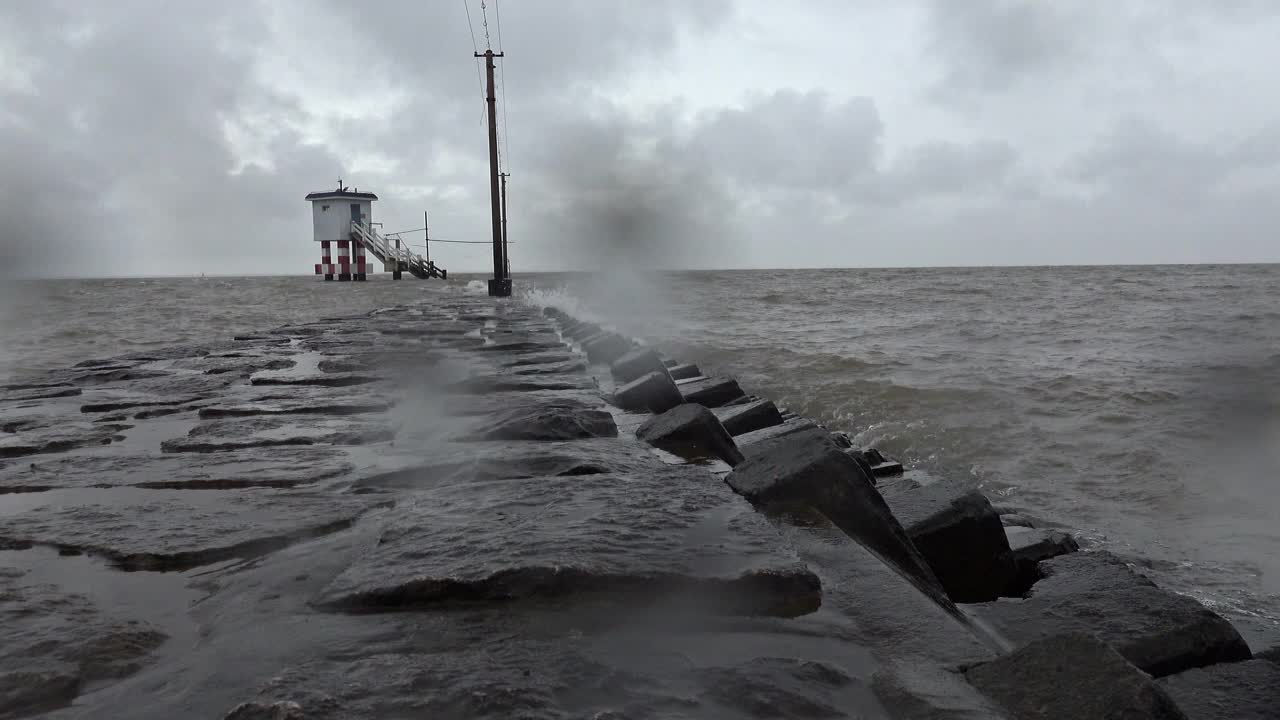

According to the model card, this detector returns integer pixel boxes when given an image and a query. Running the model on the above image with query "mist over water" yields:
[3,265,1278,651]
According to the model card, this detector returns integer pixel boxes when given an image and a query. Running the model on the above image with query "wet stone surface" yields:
[0,292,1257,719]
[0,488,388,571]
[0,447,354,492]
[318,466,820,617]
[0,565,167,719]
[161,417,395,453]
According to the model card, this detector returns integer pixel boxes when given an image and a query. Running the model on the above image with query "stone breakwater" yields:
[0,288,1271,719]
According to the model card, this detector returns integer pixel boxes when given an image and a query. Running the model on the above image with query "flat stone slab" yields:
[713,398,784,437]
[680,376,746,408]
[965,633,1188,720]
[0,417,131,459]
[0,565,167,718]
[446,376,592,394]
[225,639,880,720]
[463,404,619,441]
[0,446,355,492]
[882,481,1015,603]
[1159,658,1280,720]
[509,360,588,376]
[170,355,295,376]
[0,488,387,570]
[1,384,82,403]
[250,374,381,388]
[973,552,1252,677]
[80,394,206,414]
[353,439,671,492]
[500,352,579,368]
[161,417,394,453]
[318,466,821,617]
[197,399,396,419]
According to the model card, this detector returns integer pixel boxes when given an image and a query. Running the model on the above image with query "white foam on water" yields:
[514,284,601,325]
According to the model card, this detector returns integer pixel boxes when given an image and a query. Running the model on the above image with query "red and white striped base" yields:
[314,239,367,281]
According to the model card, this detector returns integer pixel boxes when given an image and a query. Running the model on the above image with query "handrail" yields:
[349,220,443,278]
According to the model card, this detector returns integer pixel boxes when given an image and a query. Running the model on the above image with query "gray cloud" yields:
[1,0,1277,276]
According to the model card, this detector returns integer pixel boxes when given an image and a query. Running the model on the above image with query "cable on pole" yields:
[462,0,487,125]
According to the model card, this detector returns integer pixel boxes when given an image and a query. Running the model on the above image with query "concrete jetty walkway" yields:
[0,286,1274,719]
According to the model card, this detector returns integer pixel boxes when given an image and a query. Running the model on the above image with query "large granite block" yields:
[973,552,1252,677]
[612,371,684,414]
[636,404,745,466]
[725,429,951,611]
[318,467,820,617]
[882,481,1015,603]
[712,399,784,437]
[680,377,746,408]
[965,633,1189,720]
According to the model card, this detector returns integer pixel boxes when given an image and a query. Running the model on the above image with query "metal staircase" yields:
[350,220,446,279]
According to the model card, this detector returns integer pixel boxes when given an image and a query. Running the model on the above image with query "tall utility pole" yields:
[500,171,509,279]
[423,211,430,265]
[476,49,509,297]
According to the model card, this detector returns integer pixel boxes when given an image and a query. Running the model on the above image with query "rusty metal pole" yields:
[500,171,509,279]
[476,49,509,297]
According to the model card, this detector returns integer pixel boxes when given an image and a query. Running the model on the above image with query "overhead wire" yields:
[495,0,510,175]
[462,0,486,125]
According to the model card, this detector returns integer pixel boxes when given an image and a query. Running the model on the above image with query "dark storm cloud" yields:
[2,0,1278,274]
[0,0,344,276]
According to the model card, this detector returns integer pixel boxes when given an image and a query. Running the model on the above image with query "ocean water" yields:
[2,266,1278,650]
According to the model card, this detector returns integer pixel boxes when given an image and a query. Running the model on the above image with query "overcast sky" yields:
[2,0,1279,276]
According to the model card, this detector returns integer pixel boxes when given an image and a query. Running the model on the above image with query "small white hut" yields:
[306,181,378,281]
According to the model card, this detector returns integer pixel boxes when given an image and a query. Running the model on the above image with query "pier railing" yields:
[350,220,445,279]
